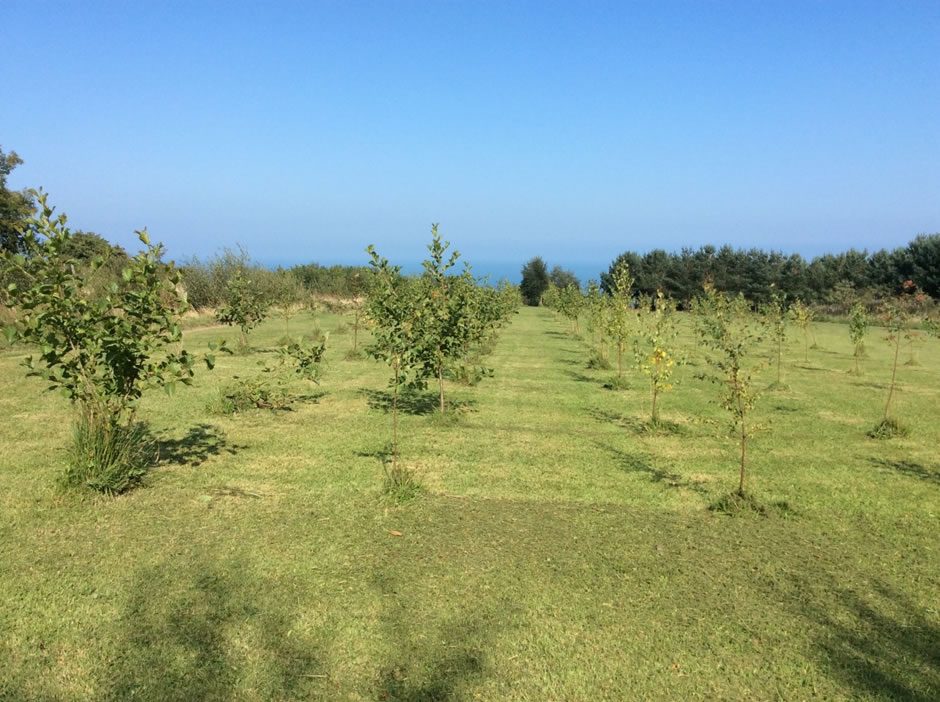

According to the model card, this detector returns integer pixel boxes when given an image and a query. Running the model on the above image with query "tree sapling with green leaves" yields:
[848,301,869,375]
[604,262,635,386]
[3,191,217,493]
[789,299,814,363]
[634,290,682,424]
[693,282,767,498]
[216,269,270,350]
[760,288,789,388]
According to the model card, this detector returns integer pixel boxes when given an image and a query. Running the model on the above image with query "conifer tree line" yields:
[597,239,940,307]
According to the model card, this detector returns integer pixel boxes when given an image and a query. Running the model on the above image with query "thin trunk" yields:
[736,373,746,495]
[285,316,290,338]
[651,384,658,423]
[353,312,359,352]
[803,330,808,362]
[617,340,623,378]
[855,349,860,374]
[776,341,782,384]
[393,357,400,470]
[883,333,901,420]
[438,355,445,413]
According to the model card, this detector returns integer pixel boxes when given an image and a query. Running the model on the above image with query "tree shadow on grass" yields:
[563,369,597,384]
[594,441,707,494]
[779,572,940,702]
[587,408,688,436]
[868,457,940,486]
[359,389,477,416]
[157,424,245,467]
[369,560,499,701]
[103,557,330,701]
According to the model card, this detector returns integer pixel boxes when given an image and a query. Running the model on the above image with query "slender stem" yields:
[883,333,901,421]
[776,340,782,385]
[617,340,623,378]
[393,356,400,470]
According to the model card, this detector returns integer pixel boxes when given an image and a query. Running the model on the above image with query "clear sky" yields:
[2,0,938,276]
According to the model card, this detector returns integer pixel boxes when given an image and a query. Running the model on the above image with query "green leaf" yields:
[164,381,176,397]
[122,268,132,281]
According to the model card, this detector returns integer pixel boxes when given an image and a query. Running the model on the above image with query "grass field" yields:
[1,306,938,701]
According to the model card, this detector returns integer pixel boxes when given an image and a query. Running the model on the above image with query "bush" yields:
[63,412,156,494]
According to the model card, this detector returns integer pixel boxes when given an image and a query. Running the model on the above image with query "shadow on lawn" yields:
[360,388,477,416]
[104,557,330,701]
[780,572,940,702]
[594,441,707,494]
[369,564,496,701]
[157,424,244,467]
[868,457,940,486]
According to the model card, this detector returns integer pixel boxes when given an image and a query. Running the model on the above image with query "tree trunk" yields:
[438,356,445,413]
[738,419,747,496]
[617,341,623,378]
[883,333,901,420]
[776,341,782,385]
[393,357,400,470]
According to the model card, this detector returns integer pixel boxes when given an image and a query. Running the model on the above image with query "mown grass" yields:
[0,306,937,701]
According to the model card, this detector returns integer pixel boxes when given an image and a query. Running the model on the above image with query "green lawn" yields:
[1,306,937,701]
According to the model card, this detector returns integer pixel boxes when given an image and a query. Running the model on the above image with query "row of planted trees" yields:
[543,265,940,499]
[364,226,519,493]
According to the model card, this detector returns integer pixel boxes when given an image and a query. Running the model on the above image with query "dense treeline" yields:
[598,236,940,307]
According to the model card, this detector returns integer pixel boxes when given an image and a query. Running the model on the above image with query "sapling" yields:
[869,297,910,438]
[272,269,304,340]
[693,282,767,497]
[365,245,430,481]
[634,290,682,424]
[216,270,269,349]
[3,191,217,492]
[585,279,609,361]
[789,299,814,362]
[760,288,788,387]
[848,301,869,374]
[604,262,635,384]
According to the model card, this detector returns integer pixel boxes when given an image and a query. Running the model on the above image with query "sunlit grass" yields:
[0,306,937,700]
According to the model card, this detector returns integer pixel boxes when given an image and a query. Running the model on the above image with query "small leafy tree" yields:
[585,279,608,360]
[556,284,583,333]
[869,296,910,438]
[848,301,869,374]
[348,272,365,355]
[3,192,214,492]
[693,282,766,497]
[789,299,814,362]
[272,269,304,339]
[216,270,269,349]
[421,224,465,413]
[634,290,682,423]
[604,262,635,381]
[365,245,429,483]
[760,288,788,387]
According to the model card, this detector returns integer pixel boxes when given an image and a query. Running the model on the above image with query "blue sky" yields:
[2,0,938,278]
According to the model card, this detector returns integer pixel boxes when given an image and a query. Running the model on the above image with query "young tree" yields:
[272,269,304,339]
[585,279,609,360]
[348,272,366,354]
[3,192,215,492]
[0,146,35,255]
[875,296,908,431]
[365,245,430,476]
[693,282,766,497]
[760,288,788,387]
[421,224,465,413]
[556,283,583,333]
[848,301,869,374]
[634,290,682,423]
[604,262,635,381]
[216,269,269,348]
[789,299,814,362]
[520,256,549,306]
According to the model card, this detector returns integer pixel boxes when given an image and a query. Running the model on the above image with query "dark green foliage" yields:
[0,146,35,256]
[549,265,580,290]
[520,256,549,306]
[601,235,940,306]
